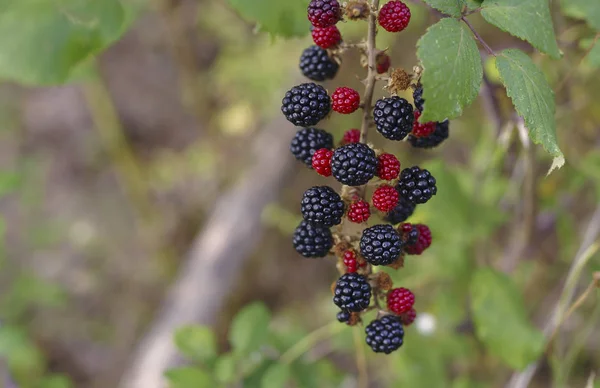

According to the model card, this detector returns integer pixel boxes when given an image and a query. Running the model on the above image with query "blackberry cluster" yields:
[299,46,339,81]
[290,127,334,167]
[360,224,403,266]
[373,96,414,140]
[281,83,331,127]
[397,166,437,204]
[333,273,372,312]
[300,186,345,227]
[293,221,333,258]
[365,316,405,354]
[331,143,378,186]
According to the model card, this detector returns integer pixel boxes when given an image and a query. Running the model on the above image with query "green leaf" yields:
[229,302,271,355]
[164,367,213,388]
[225,0,310,38]
[173,325,217,363]
[584,38,600,68]
[0,0,125,85]
[36,375,73,388]
[417,18,483,122]
[481,0,560,58]
[261,363,291,388]
[470,268,545,369]
[560,0,600,30]
[214,353,238,383]
[422,0,465,17]
[495,49,564,173]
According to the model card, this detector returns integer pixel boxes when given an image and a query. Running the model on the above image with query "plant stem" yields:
[461,16,496,57]
[280,321,345,365]
[359,0,381,143]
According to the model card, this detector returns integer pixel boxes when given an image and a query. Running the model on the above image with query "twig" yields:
[280,321,345,364]
[359,0,381,143]
[461,17,496,56]
[353,326,369,388]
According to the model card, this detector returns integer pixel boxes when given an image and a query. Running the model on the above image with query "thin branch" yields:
[359,0,380,143]
[461,17,496,56]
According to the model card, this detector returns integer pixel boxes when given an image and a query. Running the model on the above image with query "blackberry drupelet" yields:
[331,143,378,186]
[360,224,403,266]
[384,196,416,224]
[333,273,372,312]
[290,127,334,167]
[281,83,331,127]
[337,311,351,322]
[299,46,339,82]
[365,315,404,354]
[292,220,333,258]
[408,120,449,149]
[373,96,414,141]
[397,166,437,204]
[413,85,424,112]
[301,186,345,227]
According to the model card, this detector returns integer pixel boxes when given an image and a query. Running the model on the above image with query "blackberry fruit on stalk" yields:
[281,0,445,355]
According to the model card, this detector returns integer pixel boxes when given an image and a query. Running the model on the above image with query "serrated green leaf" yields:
[417,18,483,122]
[0,0,125,85]
[173,325,217,363]
[481,0,560,58]
[225,0,310,38]
[261,363,291,388]
[560,0,600,30]
[422,0,465,17]
[164,367,213,388]
[495,49,563,172]
[470,268,545,370]
[229,302,271,355]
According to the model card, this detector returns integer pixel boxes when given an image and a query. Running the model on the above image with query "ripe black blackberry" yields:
[408,120,449,149]
[301,186,345,227]
[336,311,350,323]
[360,224,403,266]
[292,220,333,258]
[365,315,404,354]
[333,273,372,312]
[384,196,416,224]
[373,96,414,141]
[330,143,377,186]
[281,83,331,127]
[299,46,339,81]
[290,127,334,167]
[397,166,437,204]
[413,85,424,112]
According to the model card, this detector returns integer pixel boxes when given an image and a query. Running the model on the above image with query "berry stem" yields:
[359,0,381,143]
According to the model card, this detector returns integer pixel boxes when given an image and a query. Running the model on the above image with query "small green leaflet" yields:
[481,0,560,58]
[225,0,310,38]
[0,0,125,85]
[495,49,564,173]
[560,0,600,30]
[416,18,483,122]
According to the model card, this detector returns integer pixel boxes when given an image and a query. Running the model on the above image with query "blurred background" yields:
[0,0,599,387]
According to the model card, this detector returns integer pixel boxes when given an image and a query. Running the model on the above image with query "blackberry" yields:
[299,46,339,82]
[337,311,351,323]
[331,143,377,186]
[397,166,437,204]
[399,223,419,245]
[308,0,341,28]
[281,83,331,127]
[387,287,415,315]
[292,220,333,258]
[373,96,414,141]
[301,186,345,227]
[311,25,341,49]
[413,85,424,112]
[360,224,403,266]
[405,224,432,255]
[408,120,449,149]
[290,127,334,167]
[333,273,372,312]
[312,148,333,177]
[365,315,404,354]
[384,196,416,224]
[378,0,411,32]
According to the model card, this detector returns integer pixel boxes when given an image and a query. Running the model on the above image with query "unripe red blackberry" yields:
[372,184,399,212]
[311,25,341,49]
[343,250,362,273]
[331,87,360,114]
[347,199,371,223]
[290,127,334,167]
[342,129,361,144]
[405,224,432,255]
[376,153,400,181]
[387,287,415,315]
[376,52,391,74]
[378,1,411,32]
[333,273,372,312]
[412,110,436,138]
[400,308,417,326]
[308,0,341,28]
[365,315,404,354]
[312,148,333,177]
